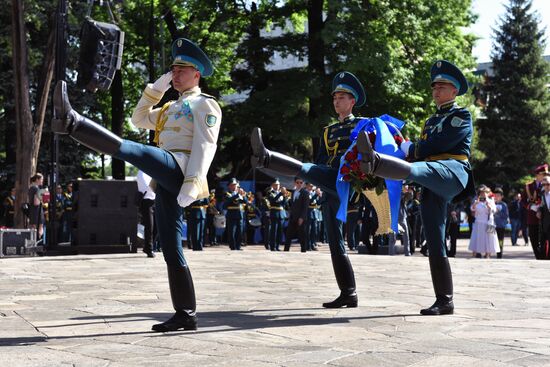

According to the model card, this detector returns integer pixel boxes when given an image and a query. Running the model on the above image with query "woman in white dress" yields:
[468,187,500,258]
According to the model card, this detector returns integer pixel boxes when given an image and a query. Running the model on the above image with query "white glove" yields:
[177,193,195,208]
[400,141,412,157]
[152,72,172,92]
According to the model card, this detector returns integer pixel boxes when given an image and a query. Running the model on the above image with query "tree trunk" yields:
[32,23,56,167]
[307,0,326,159]
[11,0,56,228]
[111,70,125,179]
[12,0,36,228]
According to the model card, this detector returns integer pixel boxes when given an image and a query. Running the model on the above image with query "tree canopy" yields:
[476,0,550,189]
[3,0,478,197]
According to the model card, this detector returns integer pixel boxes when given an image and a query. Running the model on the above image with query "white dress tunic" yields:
[131,84,222,206]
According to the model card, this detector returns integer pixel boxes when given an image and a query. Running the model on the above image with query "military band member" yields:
[224,178,245,250]
[188,198,208,251]
[257,189,271,249]
[267,178,288,251]
[306,183,321,251]
[251,71,365,307]
[53,38,222,331]
[357,60,474,315]
[245,192,260,244]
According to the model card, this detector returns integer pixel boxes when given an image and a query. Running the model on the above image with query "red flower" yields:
[368,133,376,145]
[359,172,367,180]
[394,135,403,145]
[340,165,351,175]
[345,150,357,161]
[343,174,352,182]
[350,161,360,172]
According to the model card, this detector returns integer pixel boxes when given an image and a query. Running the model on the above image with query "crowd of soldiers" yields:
[174,177,431,255]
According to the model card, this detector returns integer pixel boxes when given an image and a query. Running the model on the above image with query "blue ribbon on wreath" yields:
[336,115,406,233]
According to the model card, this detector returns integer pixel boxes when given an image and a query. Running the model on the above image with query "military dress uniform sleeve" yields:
[179,96,222,200]
[130,84,165,130]
[409,109,472,160]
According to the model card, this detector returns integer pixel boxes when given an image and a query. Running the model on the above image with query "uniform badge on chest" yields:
[173,100,194,122]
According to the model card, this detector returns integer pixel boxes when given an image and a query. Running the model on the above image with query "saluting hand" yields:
[152,72,173,93]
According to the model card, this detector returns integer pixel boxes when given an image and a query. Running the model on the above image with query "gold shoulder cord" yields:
[153,102,172,144]
[323,127,339,165]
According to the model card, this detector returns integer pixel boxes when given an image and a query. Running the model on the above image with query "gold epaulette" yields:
[154,101,173,144]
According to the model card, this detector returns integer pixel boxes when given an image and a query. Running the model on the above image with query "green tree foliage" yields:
[3,0,477,194]
[477,0,550,188]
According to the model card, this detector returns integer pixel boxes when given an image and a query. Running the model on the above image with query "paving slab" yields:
[1,239,549,366]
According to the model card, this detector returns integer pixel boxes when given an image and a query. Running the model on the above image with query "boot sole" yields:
[356,131,374,173]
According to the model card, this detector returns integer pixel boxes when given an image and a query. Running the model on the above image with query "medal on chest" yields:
[172,100,194,122]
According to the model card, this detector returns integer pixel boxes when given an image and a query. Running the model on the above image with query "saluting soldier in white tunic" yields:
[52,38,221,332]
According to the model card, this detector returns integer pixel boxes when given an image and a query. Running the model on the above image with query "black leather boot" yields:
[322,254,358,308]
[152,265,198,332]
[356,131,411,180]
[251,127,303,176]
[420,256,454,315]
[53,81,122,155]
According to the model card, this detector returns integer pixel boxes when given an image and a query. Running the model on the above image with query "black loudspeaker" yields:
[77,17,124,92]
[74,180,137,252]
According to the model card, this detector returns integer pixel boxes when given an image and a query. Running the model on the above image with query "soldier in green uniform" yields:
[357,60,474,315]
[251,71,366,307]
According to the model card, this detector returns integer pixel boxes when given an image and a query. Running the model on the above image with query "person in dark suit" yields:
[537,175,550,259]
[284,177,310,252]
[357,60,474,315]
[224,178,245,251]
[523,164,548,259]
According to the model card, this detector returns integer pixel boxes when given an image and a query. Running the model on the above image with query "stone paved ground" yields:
[1,238,549,367]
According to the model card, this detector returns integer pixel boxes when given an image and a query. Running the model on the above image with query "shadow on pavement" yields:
[0,309,419,346]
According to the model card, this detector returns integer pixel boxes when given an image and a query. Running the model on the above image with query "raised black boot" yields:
[356,131,411,180]
[322,254,358,308]
[53,80,122,155]
[251,127,303,176]
[152,265,198,332]
[420,256,454,315]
